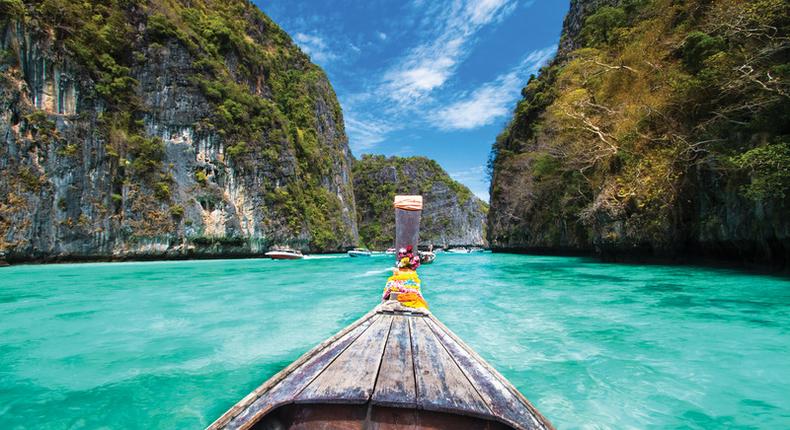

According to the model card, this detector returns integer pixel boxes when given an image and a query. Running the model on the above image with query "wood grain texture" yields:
[425,318,549,430]
[208,304,555,430]
[371,315,417,407]
[408,317,491,417]
[426,316,555,430]
[222,314,380,429]
[297,314,393,403]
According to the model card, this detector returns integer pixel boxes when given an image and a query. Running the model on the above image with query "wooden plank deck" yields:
[371,314,418,408]
[207,302,554,430]
[297,314,393,403]
[409,317,491,417]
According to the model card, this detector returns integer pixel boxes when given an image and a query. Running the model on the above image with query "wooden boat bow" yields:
[209,195,552,429]
[207,301,554,430]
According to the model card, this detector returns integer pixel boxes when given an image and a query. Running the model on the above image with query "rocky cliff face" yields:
[0,0,358,261]
[557,0,619,57]
[353,155,488,249]
[488,0,790,266]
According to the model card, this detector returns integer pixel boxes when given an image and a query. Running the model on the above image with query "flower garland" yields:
[382,245,428,309]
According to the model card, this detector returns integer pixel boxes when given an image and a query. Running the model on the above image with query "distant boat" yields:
[385,247,397,255]
[419,250,436,264]
[348,248,372,257]
[264,248,304,260]
[447,247,471,254]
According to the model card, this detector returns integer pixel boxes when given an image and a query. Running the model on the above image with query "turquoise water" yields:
[1,254,789,429]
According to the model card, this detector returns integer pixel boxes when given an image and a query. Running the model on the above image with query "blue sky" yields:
[256,0,569,201]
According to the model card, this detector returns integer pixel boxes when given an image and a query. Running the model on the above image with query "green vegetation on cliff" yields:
[488,0,789,264]
[353,154,487,249]
[0,0,356,259]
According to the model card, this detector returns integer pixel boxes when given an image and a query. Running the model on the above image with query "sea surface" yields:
[1,253,789,429]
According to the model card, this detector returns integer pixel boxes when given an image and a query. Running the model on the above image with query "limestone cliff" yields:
[0,0,358,261]
[353,155,487,249]
[557,0,619,58]
[488,0,790,266]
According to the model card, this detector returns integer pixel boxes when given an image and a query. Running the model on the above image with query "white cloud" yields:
[450,165,485,182]
[382,0,518,106]
[468,0,517,25]
[433,85,511,130]
[450,165,490,202]
[294,32,336,64]
[345,115,398,153]
[431,46,556,130]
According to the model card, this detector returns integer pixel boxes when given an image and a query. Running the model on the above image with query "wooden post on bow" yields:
[394,195,422,257]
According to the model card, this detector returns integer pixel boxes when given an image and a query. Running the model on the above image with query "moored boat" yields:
[418,250,436,264]
[348,248,372,257]
[447,247,470,254]
[264,248,304,260]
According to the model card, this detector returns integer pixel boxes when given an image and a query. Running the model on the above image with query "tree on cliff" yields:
[488,0,790,265]
[0,0,358,260]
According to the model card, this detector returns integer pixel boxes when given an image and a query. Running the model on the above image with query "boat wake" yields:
[353,267,392,277]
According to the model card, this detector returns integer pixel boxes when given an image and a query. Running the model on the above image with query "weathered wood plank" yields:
[371,315,417,407]
[409,317,491,417]
[221,313,381,430]
[297,314,393,403]
[426,317,554,430]
[209,303,554,430]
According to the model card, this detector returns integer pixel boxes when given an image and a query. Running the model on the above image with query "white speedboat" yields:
[264,248,304,260]
[348,248,372,257]
[447,247,470,254]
